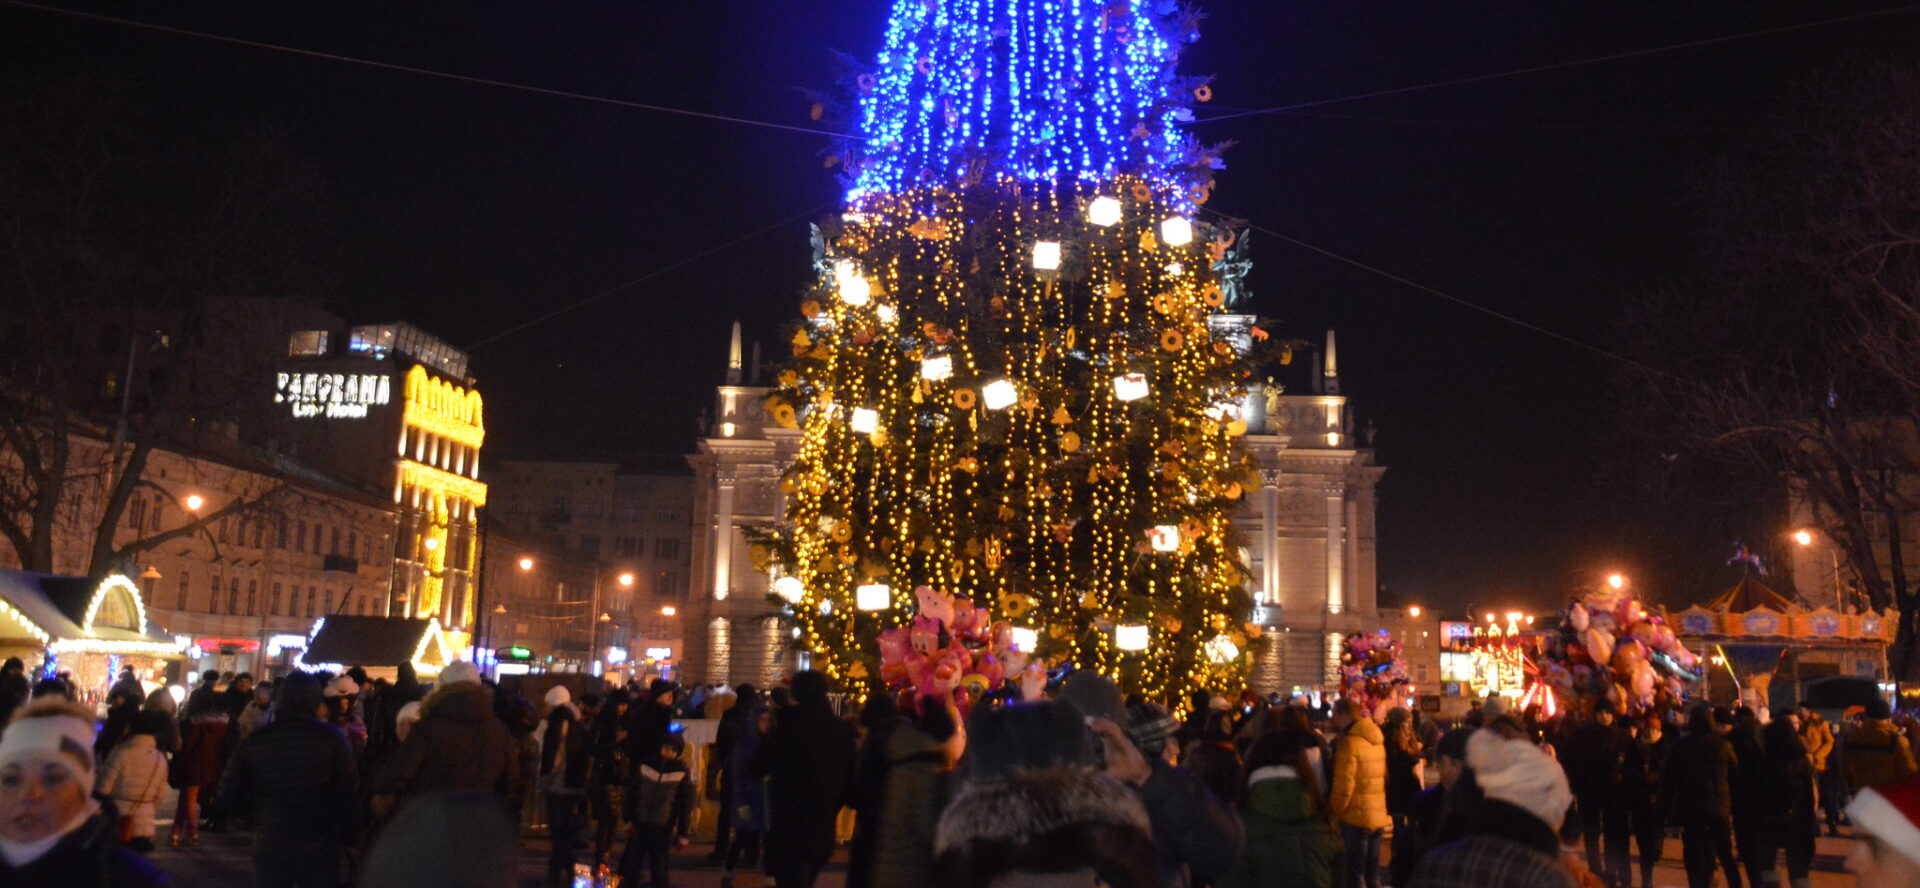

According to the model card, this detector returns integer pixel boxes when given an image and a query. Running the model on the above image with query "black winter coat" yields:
[0,812,170,888]
[539,705,591,791]
[624,700,675,768]
[1662,732,1738,821]
[1140,757,1246,888]
[217,713,359,839]
[749,702,858,832]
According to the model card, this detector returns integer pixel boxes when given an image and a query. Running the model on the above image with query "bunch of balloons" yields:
[1339,631,1408,717]
[875,586,1045,710]
[1539,587,1703,716]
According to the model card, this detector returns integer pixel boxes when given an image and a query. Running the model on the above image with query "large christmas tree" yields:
[761,0,1263,699]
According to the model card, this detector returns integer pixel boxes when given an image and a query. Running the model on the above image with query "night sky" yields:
[7,0,1919,615]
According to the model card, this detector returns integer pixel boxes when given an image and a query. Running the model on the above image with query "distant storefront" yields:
[0,569,187,702]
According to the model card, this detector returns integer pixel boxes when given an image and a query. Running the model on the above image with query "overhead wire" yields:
[1192,3,1920,123]
[1200,206,1672,378]
[464,203,832,350]
[0,0,855,140]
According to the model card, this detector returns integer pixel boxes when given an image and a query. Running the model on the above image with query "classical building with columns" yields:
[682,322,1385,693]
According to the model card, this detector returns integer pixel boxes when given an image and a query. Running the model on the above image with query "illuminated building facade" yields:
[1228,326,1388,694]
[681,323,1388,693]
[278,322,487,652]
[683,323,804,686]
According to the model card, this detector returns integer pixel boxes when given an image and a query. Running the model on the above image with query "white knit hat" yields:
[325,675,360,698]
[544,684,572,708]
[1848,776,1920,867]
[438,660,481,686]
[1467,730,1572,830]
[395,701,422,727]
[0,705,96,783]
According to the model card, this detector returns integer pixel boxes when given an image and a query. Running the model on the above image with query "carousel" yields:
[0,568,188,703]
[1674,575,1898,713]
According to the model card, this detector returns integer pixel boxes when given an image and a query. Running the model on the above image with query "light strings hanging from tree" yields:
[756,0,1273,699]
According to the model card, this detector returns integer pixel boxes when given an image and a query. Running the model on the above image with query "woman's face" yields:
[0,760,89,843]
[756,711,774,734]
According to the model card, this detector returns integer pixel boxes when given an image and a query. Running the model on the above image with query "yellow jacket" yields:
[1329,717,1391,830]
[1802,717,1835,772]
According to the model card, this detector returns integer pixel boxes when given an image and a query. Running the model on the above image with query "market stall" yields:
[0,568,187,704]
[299,615,457,680]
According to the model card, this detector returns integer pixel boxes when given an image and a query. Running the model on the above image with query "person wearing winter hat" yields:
[1003,675,1243,888]
[0,698,168,886]
[437,659,482,688]
[393,701,422,744]
[1408,729,1577,888]
[371,660,519,817]
[322,674,366,760]
[935,768,1157,888]
[1126,701,1181,764]
[218,672,358,888]
[1845,774,1920,887]
[538,683,589,885]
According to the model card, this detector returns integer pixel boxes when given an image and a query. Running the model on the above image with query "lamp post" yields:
[1794,528,1848,610]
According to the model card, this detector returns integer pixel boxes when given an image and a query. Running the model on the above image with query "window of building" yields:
[176,571,191,610]
[306,587,317,618]
[251,520,265,549]
[277,517,288,548]
[209,575,222,613]
[150,495,164,531]
[580,535,602,556]
[288,330,330,357]
[618,537,639,558]
[325,590,335,614]
[246,580,257,616]
[217,518,231,545]
[228,579,241,615]
[655,538,679,560]
[296,522,308,552]
[614,507,639,523]
[271,583,282,616]
[330,527,341,556]
[346,530,357,560]
[127,497,145,530]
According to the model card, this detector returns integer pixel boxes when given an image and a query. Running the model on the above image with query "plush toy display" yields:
[876,585,1041,710]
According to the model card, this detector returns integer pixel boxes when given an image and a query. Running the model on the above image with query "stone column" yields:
[1325,481,1345,614]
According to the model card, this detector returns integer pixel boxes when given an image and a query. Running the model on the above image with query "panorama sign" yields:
[275,372,392,419]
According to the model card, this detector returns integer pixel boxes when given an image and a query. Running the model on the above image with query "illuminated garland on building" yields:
[762,0,1256,699]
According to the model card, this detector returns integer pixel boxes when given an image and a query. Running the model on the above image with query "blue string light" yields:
[848,0,1199,203]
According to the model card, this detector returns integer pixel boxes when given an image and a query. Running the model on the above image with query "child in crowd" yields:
[618,733,695,888]
[97,711,172,853]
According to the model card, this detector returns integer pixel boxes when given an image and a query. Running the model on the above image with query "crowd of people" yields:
[3,653,1920,888]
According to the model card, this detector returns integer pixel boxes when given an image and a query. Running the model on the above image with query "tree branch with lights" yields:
[754,0,1275,700]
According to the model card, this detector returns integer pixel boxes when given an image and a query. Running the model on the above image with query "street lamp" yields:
[1408,606,1422,618]
[661,605,677,617]
[617,572,635,587]
[1606,573,1626,591]
[517,557,534,571]
[183,494,205,512]
[1794,529,1815,547]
